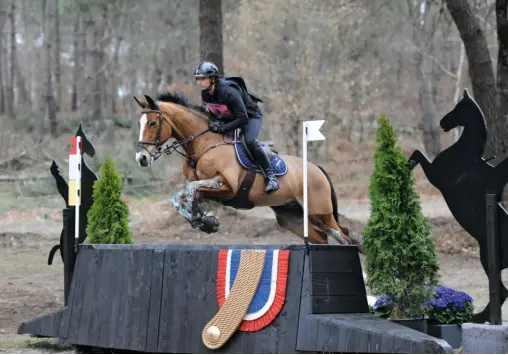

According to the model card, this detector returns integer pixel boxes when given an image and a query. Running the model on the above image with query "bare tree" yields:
[0,1,7,115]
[6,0,16,118]
[199,0,223,71]
[495,0,508,155]
[54,0,61,111]
[444,0,502,157]
[42,0,57,136]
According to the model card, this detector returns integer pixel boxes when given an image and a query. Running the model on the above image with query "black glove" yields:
[209,120,224,133]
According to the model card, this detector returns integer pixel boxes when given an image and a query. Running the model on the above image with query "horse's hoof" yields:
[199,216,220,234]
[408,159,418,170]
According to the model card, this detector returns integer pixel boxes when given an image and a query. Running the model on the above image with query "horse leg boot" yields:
[171,178,224,229]
[248,140,280,194]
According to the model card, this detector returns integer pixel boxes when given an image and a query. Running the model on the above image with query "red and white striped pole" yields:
[69,136,82,253]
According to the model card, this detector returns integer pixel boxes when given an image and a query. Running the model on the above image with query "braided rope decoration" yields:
[202,249,266,350]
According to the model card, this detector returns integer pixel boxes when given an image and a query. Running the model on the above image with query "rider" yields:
[193,60,280,194]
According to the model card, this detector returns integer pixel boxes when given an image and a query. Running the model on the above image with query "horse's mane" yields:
[157,91,209,117]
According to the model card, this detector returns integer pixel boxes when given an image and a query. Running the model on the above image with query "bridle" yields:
[136,108,235,168]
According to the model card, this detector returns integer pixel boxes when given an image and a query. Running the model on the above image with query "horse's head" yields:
[134,95,173,167]
[440,88,486,133]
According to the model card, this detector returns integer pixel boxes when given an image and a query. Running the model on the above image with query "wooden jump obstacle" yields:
[17,124,453,353]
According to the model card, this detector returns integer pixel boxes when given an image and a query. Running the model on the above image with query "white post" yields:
[302,120,326,248]
[303,123,309,245]
[69,136,82,253]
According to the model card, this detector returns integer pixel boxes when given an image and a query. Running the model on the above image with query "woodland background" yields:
[0,0,507,198]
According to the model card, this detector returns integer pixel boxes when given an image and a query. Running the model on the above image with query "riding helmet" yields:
[194,61,219,78]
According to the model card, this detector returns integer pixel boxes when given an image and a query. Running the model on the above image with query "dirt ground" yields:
[1,199,507,353]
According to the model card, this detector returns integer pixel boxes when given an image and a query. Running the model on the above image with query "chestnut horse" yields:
[134,92,357,247]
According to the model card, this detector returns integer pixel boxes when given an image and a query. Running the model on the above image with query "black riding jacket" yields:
[201,77,261,131]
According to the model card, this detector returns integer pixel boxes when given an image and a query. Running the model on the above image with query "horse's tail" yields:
[317,165,339,223]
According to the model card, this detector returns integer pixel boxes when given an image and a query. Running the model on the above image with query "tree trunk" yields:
[199,0,223,72]
[495,0,508,156]
[6,0,16,118]
[0,2,7,115]
[85,11,101,121]
[14,61,31,109]
[54,0,61,112]
[418,51,440,158]
[43,0,57,136]
[109,1,128,115]
[71,12,80,112]
[445,0,500,157]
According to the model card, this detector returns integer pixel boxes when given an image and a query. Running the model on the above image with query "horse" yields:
[408,88,508,322]
[133,91,359,249]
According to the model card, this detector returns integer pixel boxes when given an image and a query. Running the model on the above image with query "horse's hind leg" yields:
[309,214,364,252]
[271,204,328,244]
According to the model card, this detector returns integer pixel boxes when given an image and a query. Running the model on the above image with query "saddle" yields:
[234,128,277,161]
[211,130,287,210]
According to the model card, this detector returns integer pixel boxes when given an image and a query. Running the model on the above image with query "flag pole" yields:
[302,120,326,255]
[303,122,309,253]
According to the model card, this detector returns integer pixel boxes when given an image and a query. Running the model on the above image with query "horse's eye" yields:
[149,121,157,128]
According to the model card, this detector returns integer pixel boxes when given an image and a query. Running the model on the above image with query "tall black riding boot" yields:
[250,141,280,194]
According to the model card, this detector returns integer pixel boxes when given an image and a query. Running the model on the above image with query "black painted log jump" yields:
[17,123,453,353]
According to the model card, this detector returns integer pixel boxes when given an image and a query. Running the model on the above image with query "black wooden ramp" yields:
[296,245,453,353]
[18,244,452,354]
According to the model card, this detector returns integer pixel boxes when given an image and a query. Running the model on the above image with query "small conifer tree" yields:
[362,115,439,318]
[86,153,133,244]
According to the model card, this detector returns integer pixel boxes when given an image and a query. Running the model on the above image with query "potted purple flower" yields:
[422,285,474,349]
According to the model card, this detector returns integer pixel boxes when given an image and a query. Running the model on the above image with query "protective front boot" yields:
[250,141,280,194]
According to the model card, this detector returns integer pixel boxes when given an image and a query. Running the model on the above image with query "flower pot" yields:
[426,323,462,349]
[391,317,428,334]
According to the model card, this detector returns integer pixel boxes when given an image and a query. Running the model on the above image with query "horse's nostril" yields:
[140,155,147,165]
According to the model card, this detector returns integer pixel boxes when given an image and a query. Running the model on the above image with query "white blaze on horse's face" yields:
[135,114,154,167]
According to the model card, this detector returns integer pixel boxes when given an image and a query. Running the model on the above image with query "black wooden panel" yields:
[77,248,105,345]
[311,272,367,296]
[312,295,370,313]
[65,248,92,341]
[308,245,362,273]
[157,246,305,354]
[145,248,165,353]
[297,250,453,354]
[17,308,67,337]
[88,249,113,347]
[95,249,117,349]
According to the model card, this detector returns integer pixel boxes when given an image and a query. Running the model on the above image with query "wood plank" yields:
[59,246,88,339]
[311,295,370,313]
[88,249,112,347]
[109,249,128,350]
[310,272,367,296]
[66,249,92,343]
[128,248,153,352]
[145,248,165,353]
[309,245,363,273]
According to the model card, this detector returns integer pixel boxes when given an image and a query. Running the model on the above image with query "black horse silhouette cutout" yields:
[408,89,508,323]
[47,123,98,265]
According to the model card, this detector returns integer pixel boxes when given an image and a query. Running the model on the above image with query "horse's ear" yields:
[134,96,147,109]
[463,88,469,99]
[144,95,159,110]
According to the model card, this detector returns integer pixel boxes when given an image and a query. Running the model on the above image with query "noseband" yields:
[137,108,210,163]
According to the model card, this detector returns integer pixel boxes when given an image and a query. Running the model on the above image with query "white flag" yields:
[304,120,326,141]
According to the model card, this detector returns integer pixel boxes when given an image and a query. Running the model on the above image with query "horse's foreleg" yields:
[408,150,432,171]
[184,178,224,222]
[171,177,226,233]
[171,189,193,222]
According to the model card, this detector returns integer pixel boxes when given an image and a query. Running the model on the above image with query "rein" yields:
[137,108,238,168]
